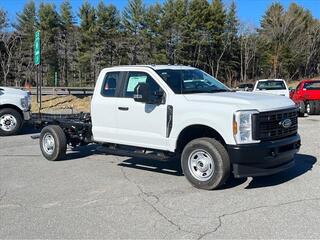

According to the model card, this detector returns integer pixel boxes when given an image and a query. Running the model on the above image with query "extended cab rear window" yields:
[257,81,286,90]
[101,72,120,97]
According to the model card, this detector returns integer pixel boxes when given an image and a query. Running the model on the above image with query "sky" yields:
[1,0,319,27]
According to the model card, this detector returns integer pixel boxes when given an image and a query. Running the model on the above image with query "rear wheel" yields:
[314,101,320,115]
[306,102,317,115]
[0,108,23,136]
[181,137,230,190]
[40,125,67,161]
[298,102,305,117]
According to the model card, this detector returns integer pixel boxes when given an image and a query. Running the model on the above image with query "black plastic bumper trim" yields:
[227,134,301,178]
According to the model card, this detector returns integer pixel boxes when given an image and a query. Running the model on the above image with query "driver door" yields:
[116,71,169,150]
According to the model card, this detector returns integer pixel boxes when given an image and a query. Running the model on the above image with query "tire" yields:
[40,125,67,161]
[315,101,320,115]
[306,102,317,115]
[181,137,230,190]
[298,102,305,117]
[0,108,23,136]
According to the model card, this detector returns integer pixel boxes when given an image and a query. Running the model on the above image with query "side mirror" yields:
[133,83,151,103]
[133,83,164,104]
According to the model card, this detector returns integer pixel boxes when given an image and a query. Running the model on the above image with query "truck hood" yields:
[0,87,28,97]
[183,91,295,111]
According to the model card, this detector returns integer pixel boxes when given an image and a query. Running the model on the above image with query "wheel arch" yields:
[0,104,23,119]
[175,124,226,153]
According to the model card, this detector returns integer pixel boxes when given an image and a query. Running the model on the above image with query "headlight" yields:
[20,96,31,110]
[233,110,260,144]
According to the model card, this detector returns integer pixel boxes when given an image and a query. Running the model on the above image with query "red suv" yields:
[290,80,320,116]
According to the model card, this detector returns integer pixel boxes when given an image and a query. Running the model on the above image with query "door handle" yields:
[118,107,129,111]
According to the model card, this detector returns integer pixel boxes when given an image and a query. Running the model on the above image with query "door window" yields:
[125,72,162,98]
[101,72,120,97]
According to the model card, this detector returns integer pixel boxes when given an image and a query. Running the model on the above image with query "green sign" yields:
[34,31,41,65]
[54,72,58,87]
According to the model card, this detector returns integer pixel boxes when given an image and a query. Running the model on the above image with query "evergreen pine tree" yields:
[15,0,37,85]
[123,0,146,64]
[78,1,96,83]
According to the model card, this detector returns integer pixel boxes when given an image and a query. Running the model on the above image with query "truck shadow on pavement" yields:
[118,153,317,189]
[118,157,183,176]
[244,153,317,189]
[60,144,97,161]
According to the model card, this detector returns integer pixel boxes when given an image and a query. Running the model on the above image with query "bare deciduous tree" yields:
[0,33,19,86]
[239,23,258,82]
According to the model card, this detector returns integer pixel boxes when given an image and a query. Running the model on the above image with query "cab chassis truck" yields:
[33,65,301,190]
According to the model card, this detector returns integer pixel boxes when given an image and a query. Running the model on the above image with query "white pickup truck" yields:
[0,87,31,136]
[36,65,301,190]
[253,79,290,97]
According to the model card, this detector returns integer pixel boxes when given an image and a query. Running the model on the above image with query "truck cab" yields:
[39,65,301,190]
[0,87,31,136]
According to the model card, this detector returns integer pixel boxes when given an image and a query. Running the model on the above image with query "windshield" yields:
[256,80,286,90]
[155,69,229,94]
[304,81,320,90]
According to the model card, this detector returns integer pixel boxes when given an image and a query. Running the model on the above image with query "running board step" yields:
[96,145,173,161]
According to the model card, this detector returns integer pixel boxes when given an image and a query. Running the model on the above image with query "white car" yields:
[0,87,31,136]
[36,65,300,190]
[253,79,290,97]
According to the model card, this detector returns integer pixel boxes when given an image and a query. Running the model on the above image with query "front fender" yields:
[168,111,236,152]
[0,97,24,110]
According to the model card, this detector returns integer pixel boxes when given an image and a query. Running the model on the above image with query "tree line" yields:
[0,0,319,87]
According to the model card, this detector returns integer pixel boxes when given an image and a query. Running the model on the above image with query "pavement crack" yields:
[120,166,198,237]
[198,197,320,240]
[0,189,7,202]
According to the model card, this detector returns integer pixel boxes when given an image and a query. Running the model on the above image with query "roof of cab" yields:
[301,79,320,83]
[257,79,285,82]
[103,65,196,71]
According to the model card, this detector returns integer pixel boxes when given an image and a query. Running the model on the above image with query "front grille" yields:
[253,108,298,141]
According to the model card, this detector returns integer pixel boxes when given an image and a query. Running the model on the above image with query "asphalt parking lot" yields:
[0,116,320,239]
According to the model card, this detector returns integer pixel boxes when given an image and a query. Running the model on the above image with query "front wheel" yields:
[0,108,23,136]
[40,125,67,161]
[181,138,230,190]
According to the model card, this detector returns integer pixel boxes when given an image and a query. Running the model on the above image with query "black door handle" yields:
[118,107,129,111]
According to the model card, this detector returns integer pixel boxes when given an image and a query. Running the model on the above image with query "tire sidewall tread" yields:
[40,125,67,161]
[0,108,23,136]
[181,137,230,190]
[307,101,317,115]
